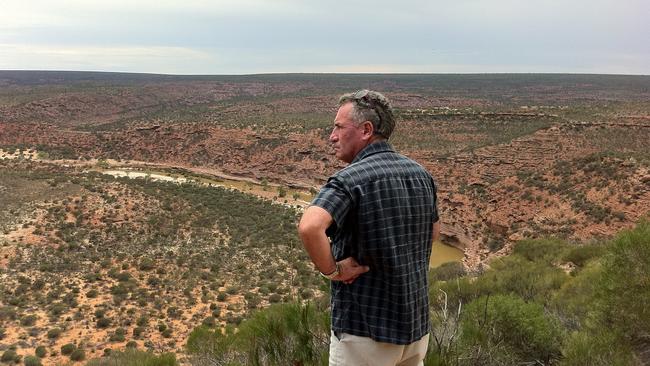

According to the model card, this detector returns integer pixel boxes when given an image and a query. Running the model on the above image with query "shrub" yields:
[459,294,564,365]
[476,256,568,303]
[560,329,633,366]
[133,326,145,337]
[20,314,38,326]
[70,349,85,361]
[268,293,282,303]
[24,355,42,366]
[512,238,567,264]
[597,222,650,343]
[35,346,47,358]
[430,261,466,281]
[202,316,216,327]
[85,349,177,366]
[97,317,111,328]
[136,315,149,327]
[109,328,126,342]
[1,350,18,363]
[46,327,62,339]
[139,258,155,271]
[187,302,329,365]
[61,343,76,355]
[551,261,603,329]
[562,243,606,268]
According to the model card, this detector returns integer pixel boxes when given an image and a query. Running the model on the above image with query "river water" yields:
[430,241,465,268]
[98,168,464,267]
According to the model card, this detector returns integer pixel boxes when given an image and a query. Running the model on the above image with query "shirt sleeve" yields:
[310,176,352,236]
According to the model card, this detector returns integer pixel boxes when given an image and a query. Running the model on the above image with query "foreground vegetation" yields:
[183,222,649,366]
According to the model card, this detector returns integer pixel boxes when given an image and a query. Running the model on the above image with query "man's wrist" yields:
[320,262,340,279]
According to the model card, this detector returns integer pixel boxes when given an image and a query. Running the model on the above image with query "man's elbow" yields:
[297,218,312,240]
[298,215,321,242]
[298,206,332,242]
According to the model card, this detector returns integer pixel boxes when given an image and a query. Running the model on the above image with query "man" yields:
[298,90,440,366]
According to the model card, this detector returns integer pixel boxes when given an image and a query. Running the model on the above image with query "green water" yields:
[99,168,463,268]
[430,241,464,268]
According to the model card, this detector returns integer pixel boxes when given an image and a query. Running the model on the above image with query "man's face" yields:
[330,102,367,164]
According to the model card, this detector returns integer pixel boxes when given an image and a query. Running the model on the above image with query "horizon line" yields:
[1,69,649,77]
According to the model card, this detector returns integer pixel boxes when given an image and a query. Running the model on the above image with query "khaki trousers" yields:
[329,332,429,366]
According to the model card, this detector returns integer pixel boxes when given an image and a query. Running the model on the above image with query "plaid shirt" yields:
[311,141,439,345]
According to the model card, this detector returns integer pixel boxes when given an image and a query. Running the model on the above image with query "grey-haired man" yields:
[299,90,440,366]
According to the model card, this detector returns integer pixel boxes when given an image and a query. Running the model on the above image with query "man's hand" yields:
[298,206,369,284]
[333,257,369,284]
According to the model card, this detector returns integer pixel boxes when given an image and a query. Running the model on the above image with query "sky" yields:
[0,0,648,75]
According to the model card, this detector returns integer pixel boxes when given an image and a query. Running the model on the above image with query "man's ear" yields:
[361,121,374,139]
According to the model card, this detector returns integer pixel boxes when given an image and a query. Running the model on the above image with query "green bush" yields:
[109,327,126,342]
[46,327,62,339]
[477,256,568,303]
[1,350,18,363]
[561,243,606,268]
[512,238,567,264]
[187,302,330,366]
[133,326,145,337]
[560,330,633,366]
[20,314,38,326]
[70,349,85,361]
[202,316,216,327]
[551,261,603,330]
[596,221,650,342]
[430,261,466,282]
[96,317,111,328]
[268,293,282,303]
[136,315,149,327]
[430,276,476,311]
[459,294,564,365]
[35,346,47,358]
[61,343,77,355]
[85,349,177,366]
[24,355,42,366]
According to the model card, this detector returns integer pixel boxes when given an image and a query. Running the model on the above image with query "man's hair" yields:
[338,90,395,139]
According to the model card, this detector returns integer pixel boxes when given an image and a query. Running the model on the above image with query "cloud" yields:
[0,0,647,74]
[0,43,217,74]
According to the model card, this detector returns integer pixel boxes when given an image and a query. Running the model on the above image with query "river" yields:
[97,168,464,267]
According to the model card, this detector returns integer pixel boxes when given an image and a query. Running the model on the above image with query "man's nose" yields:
[329,130,337,142]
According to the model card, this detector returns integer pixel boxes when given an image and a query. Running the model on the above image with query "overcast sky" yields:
[1,0,648,75]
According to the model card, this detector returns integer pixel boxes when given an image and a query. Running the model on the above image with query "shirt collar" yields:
[351,140,394,164]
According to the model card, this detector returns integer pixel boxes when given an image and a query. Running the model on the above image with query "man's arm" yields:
[298,206,369,283]
[433,221,441,242]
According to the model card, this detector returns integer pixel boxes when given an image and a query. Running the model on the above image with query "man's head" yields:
[330,90,395,163]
